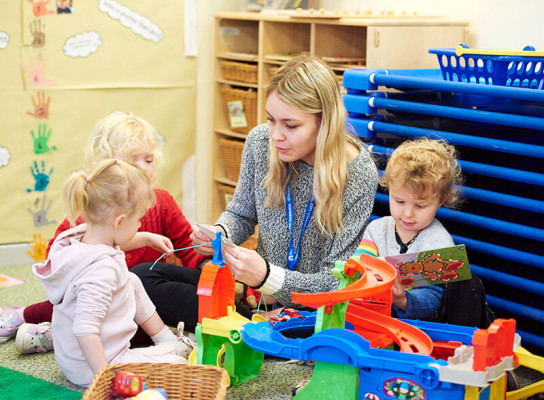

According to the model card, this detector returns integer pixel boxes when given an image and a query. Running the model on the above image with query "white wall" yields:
[320,0,544,50]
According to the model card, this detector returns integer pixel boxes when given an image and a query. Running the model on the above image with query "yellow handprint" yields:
[27,233,48,261]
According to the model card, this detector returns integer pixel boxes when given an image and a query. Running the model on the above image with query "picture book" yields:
[385,244,471,290]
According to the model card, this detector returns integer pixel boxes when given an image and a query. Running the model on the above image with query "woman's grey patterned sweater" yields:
[217,124,378,307]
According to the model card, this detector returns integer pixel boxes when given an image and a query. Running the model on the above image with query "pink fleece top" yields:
[33,224,155,385]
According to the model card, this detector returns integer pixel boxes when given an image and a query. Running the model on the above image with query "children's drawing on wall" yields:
[57,0,72,14]
[27,194,57,228]
[27,91,50,119]
[31,123,56,154]
[99,0,164,43]
[24,54,55,88]
[0,146,10,168]
[27,233,48,261]
[0,31,9,50]
[27,160,53,193]
[24,19,46,48]
[31,0,56,17]
[63,31,101,58]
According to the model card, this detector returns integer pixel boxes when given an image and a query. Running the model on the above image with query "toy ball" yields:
[111,370,146,398]
[127,389,168,400]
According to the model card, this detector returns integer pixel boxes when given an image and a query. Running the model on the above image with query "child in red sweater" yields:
[0,111,208,352]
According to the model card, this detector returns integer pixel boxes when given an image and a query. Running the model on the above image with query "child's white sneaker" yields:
[0,306,24,343]
[15,322,54,354]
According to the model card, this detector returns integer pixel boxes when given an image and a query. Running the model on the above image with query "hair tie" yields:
[85,175,91,183]
[114,158,120,165]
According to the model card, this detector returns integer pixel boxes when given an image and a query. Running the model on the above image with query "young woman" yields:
[133,54,379,320]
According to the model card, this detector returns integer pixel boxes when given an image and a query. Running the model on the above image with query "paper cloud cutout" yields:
[0,31,9,50]
[63,31,102,58]
[99,0,164,43]
[0,146,11,167]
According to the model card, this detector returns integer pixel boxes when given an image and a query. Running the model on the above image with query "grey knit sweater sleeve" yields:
[363,216,455,320]
[217,124,378,307]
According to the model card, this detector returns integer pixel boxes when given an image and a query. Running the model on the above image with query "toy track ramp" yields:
[507,346,544,400]
[292,253,433,356]
[291,254,397,308]
[346,301,433,355]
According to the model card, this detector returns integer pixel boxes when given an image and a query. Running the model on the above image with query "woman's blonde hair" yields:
[383,138,463,208]
[63,159,155,225]
[85,111,163,168]
[263,53,360,234]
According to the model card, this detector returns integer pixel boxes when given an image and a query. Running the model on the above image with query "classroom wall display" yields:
[0,1,196,245]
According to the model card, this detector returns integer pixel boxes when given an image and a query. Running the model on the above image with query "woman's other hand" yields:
[190,224,224,256]
[223,245,267,288]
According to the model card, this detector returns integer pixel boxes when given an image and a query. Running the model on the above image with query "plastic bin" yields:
[429,45,544,89]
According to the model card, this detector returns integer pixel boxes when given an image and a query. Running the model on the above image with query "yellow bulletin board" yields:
[0,1,196,248]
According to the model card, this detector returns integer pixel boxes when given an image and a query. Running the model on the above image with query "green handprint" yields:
[31,123,57,154]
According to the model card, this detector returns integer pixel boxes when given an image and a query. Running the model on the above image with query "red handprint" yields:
[24,54,55,88]
[32,0,55,17]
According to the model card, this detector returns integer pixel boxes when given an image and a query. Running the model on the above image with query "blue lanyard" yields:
[285,181,315,271]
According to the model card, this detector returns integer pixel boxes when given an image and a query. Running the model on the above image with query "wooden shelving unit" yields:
[211,11,469,220]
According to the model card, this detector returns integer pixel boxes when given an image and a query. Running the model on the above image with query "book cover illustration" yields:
[385,244,471,290]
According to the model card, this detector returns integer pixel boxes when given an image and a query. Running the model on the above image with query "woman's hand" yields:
[392,278,408,311]
[223,245,267,288]
[190,224,224,256]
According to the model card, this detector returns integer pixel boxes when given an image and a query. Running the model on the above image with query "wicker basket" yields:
[220,87,257,134]
[220,60,258,84]
[219,138,245,182]
[81,362,228,400]
[217,183,235,210]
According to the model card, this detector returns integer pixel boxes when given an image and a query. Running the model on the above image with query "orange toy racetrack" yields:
[292,253,433,356]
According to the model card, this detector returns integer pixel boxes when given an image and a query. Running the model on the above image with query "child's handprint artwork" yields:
[24,19,46,48]
[27,160,53,192]
[27,233,48,261]
[31,123,57,154]
[27,91,51,119]
[24,54,55,88]
[31,0,55,17]
[27,194,57,228]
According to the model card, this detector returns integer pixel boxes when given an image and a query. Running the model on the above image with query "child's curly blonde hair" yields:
[382,138,463,208]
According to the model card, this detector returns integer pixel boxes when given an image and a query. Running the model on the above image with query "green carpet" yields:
[0,366,82,400]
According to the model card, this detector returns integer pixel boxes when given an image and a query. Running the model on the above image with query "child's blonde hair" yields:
[383,138,463,208]
[264,53,361,234]
[85,111,163,168]
[63,159,155,225]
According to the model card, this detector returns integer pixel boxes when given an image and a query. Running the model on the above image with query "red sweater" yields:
[46,188,208,269]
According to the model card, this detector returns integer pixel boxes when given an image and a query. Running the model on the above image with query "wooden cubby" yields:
[210,11,469,221]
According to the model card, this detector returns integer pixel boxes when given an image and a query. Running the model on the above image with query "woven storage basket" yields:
[220,60,258,84]
[219,138,245,181]
[82,362,228,400]
[220,87,257,134]
[217,183,235,210]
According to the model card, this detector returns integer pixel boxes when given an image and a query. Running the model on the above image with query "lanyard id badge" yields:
[285,181,315,271]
